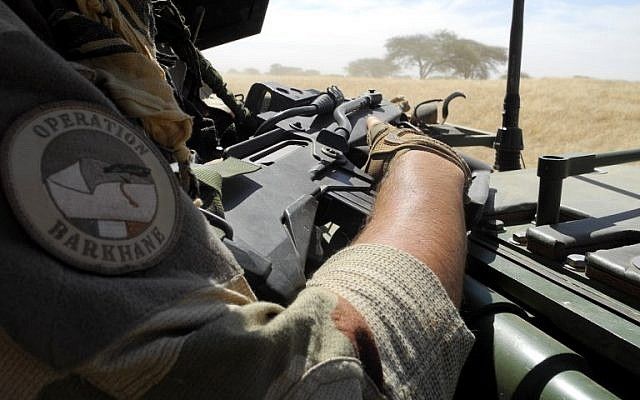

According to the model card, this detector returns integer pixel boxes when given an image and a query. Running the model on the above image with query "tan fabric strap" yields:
[73,0,193,164]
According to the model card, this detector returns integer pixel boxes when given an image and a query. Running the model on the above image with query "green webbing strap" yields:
[202,170,224,216]
[197,52,251,124]
[193,157,261,185]
[192,157,261,216]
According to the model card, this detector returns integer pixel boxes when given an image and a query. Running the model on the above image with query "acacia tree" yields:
[385,34,442,79]
[346,58,398,78]
[439,35,507,79]
[386,30,507,79]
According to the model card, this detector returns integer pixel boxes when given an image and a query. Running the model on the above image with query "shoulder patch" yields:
[1,103,181,275]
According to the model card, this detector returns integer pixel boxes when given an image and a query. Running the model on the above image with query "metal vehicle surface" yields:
[172,0,639,398]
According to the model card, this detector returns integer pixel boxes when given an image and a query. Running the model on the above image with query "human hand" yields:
[364,117,472,195]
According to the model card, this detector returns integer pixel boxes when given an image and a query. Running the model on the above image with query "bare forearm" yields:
[355,150,467,306]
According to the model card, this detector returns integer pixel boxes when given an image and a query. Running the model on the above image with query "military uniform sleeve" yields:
[35,278,388,400]
[1,245,472,400]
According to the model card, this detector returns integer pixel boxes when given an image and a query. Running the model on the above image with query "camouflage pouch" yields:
[365,122,473,198]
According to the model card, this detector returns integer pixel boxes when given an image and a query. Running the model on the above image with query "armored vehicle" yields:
[173,1,639,398]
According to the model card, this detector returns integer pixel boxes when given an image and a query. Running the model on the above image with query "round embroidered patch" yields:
[1,102,181,275]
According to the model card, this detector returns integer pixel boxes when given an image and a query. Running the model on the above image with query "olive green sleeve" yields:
[45,244,471,400]
[27,275,384,400]
[23,244,473,400]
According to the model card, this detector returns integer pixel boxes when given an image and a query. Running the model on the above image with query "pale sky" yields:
[203,0,640,81]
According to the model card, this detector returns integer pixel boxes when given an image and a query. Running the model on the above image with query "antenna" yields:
[494,0,525,171]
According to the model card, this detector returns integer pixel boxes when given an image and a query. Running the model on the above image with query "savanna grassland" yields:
[225,74,640,167]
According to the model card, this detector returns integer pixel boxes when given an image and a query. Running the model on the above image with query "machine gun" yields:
[169,0,639,397]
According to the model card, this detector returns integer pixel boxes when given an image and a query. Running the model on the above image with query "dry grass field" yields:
[225,74,640,167]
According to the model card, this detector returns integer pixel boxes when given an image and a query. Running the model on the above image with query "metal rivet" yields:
[566,254,586,271]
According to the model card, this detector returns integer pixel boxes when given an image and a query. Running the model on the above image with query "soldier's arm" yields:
[355,133,468,307]
[308,145,472,398]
